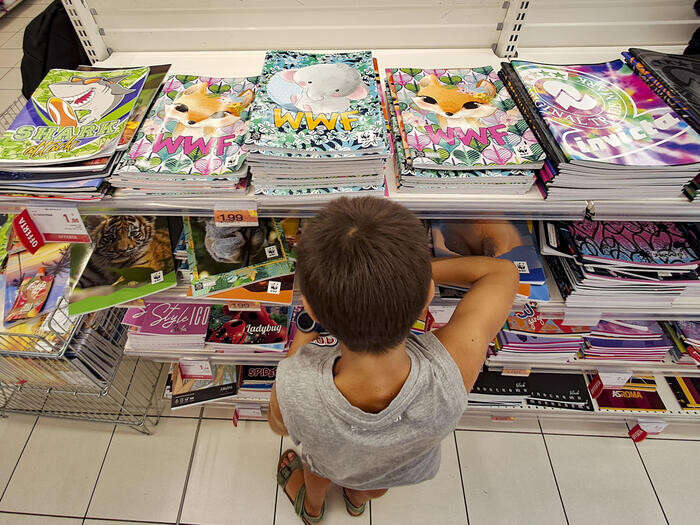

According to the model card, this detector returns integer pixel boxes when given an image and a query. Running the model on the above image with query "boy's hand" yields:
[432,256,519,391]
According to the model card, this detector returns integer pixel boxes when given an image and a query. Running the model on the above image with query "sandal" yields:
[277,449,325,524]
[342,488,367,517]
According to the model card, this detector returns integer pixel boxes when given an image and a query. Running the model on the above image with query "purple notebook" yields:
[511,59,700,167]
[123,302,211,336]
[592,320,663,338]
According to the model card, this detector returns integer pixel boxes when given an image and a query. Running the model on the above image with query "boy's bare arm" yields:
[268,327,320,435]
[433,256,519,391]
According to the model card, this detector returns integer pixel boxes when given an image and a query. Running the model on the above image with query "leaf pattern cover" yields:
[568,220,700,266]
[0,68,148,165]
[387,67,545,170]
[247,50,388,154]
[511,59,700,166]
[118,75,257,178]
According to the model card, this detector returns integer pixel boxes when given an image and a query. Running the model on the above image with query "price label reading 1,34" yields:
[214,207,259,227]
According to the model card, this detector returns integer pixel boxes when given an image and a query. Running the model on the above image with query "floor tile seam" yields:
[0,415,38,503]
[272,435,282,525]
[0,509,85,519]
[452,431,470,525]
[174,417,203,525]
[83,424,118,520]
[632,439,670,525]
[454,428,541,435]
[539,421,570,525]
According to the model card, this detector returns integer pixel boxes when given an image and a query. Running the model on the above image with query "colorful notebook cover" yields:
[387,67,544,170]
[591,320,663,338]
[68,216,177,315]
[674,320,700,344]
[119,74,257,177]
[185,217,294,297]
[510,59,700,167]
[0,67,148,165]
[171,363,237,409]
[206,304,290,351]
[567,220,699,266]
[597,386,666,411]
[506,314,590,336]
[432,220,545,284]
[123,301,210,336]
[248,50,388,154]
[201,273,294,304]
[3,242,71,327]
[667,376,700,410]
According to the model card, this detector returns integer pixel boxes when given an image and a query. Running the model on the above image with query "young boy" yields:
[269,196,518,523]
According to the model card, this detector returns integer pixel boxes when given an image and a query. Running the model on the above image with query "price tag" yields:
[491,416,516,422]
[225,300,261,311]
[628,419,667,442]
[501,368,531,377]
[213,203,258,227]
[178,360,213,380]
[588,370,632,399]
[25,207,90,243]
[12,209,44,254]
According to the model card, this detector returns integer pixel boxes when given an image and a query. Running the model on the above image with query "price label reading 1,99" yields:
[213,207,259,227]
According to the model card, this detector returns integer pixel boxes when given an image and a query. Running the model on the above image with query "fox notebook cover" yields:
[68,216,177,315]
[118,74,257,178]
[387,67,544,170]
[0,67,148,165]
[248,50,388,155]
[510,59,700,167]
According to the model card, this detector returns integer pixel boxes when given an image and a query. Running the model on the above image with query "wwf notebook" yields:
[0,67,148,166]
[386,67,545,170]
[118,74,257,178]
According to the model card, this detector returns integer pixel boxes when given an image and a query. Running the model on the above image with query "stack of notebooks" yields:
[501,56,700,200]
[595,376,666,412]
[582,320,671,362]
[385,66,545,193]
[431,219,550,302]
[0,65,168,201]
[246,50,389,200]
[468,371,593,411]
[122,301,211,352]
[114,74,256,198]
[541,219,700,310]
[491,314,589,364]
[662,320,700,365]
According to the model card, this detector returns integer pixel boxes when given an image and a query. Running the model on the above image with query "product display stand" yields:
[2,0,699,430]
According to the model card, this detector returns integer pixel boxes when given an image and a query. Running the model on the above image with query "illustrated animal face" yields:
[165,83,254,132]
[514,142,532,157]
[47,75,134,124]
[90,215,155,264]
[281,63,368,103]
[413,75,498,120]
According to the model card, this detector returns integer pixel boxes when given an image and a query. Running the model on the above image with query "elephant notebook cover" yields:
[0,67,148,166]
[184,217,295,298]
[510,59,700,168]
[118,74,257,179]
[68,216,177,316]
[248,50,388,155]
[205,304,290,352]
[386,67,545,171]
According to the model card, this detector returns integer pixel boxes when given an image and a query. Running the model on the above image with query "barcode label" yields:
[514,261,529,274]
[265,246,278,258]
[150,271,164,284]
[267,281,281,295]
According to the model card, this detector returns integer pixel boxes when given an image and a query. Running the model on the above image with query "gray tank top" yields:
[275,331,468,490]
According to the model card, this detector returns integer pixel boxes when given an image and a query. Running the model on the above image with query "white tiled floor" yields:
[0,411,699,525]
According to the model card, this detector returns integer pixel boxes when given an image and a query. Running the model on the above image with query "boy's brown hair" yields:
[296,196,432,353]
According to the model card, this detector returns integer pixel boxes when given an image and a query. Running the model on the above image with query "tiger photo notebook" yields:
[68,215,177,315]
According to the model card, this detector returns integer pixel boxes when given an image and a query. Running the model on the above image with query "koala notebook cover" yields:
[118,74,257,180]
[386,67,545,171]
[68,216,177,316]
[184,217,295,298]
[248,50,389,156]
[0,67,149,166]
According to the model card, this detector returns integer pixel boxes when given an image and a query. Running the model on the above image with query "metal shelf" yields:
[486,356,700,377]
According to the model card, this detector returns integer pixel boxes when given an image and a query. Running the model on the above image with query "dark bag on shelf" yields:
[20,0,90,99]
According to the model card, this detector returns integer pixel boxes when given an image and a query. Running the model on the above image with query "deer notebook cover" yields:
[0,67,148,165]
[387,67,545,170]
[510,59,700,167]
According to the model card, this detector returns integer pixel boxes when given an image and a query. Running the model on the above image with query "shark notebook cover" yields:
[118,74,257,178]
[247,50,388,155]
[510,59,700,167]
[0,67,148,166]
[386,67,545,171]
